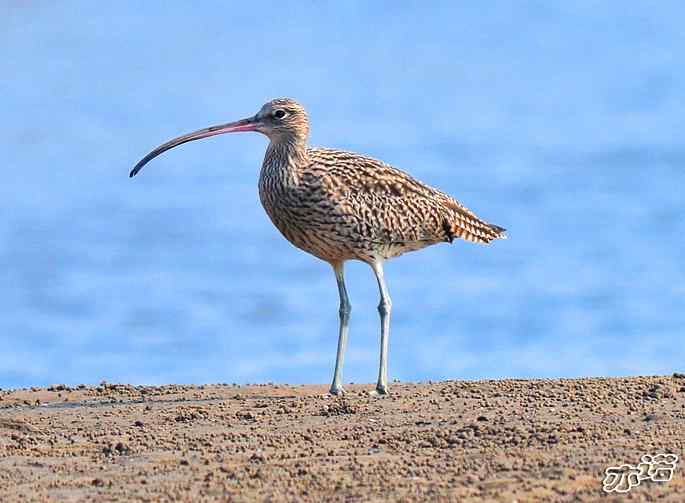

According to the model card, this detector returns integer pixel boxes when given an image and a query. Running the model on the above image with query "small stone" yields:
[249,452,266,463]
[114,442,130,455]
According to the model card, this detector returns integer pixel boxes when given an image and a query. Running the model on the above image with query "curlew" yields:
[130,98,506,395]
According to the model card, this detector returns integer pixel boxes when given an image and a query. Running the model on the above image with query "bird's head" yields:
[129,97,309,177]
[254,98,309,142]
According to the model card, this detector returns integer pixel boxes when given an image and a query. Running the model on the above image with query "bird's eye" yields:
[273,109,287,119]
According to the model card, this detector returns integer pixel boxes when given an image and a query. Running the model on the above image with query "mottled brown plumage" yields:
[130,97,506,396]
[257,99,505,264]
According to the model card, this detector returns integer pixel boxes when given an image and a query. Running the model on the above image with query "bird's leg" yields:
[371,259,392,395]
[330,261,351,395]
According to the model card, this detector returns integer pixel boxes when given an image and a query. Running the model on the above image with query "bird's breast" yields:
[257,169,368,262]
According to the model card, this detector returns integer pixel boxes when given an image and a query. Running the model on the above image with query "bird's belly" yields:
[275,217,362,262]
[258,183,445,262]
[263,204,440,263]
[375,239,437,259]
[260,201,362,262]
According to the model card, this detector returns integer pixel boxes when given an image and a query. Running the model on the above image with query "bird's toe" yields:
[369,386,389,397]
[329,385,346,396]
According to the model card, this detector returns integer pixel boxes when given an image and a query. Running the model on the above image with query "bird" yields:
[130,98,506,396]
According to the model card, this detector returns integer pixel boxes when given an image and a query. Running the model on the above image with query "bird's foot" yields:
[329,385,345,396]
[369,385,389,397]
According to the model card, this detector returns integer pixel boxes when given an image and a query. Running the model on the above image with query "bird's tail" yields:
[443,200,507,245]
[487,223,508,240]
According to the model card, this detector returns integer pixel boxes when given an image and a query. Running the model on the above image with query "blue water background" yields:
[1,3,683,388]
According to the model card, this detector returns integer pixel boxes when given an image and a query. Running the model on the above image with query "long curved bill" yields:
[129,116,258,177]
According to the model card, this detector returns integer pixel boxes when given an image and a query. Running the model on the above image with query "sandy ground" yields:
[1,376,684,502]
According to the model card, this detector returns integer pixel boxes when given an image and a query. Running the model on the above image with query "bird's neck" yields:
[261,137,308,188]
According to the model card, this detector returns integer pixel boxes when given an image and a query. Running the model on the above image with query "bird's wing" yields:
[308,148,505,245]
